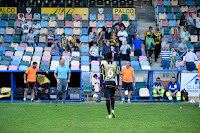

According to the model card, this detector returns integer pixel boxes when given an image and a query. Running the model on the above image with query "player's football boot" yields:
[106,115,112,119]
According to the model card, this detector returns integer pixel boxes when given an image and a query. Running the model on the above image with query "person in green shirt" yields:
[145,35,155,65]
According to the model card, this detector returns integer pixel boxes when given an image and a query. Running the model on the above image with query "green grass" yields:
[0,102,200,133]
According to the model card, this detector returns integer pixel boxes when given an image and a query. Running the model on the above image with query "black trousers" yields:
[196,27,200,41]
[121,54,130,61]
[155,43,161,61]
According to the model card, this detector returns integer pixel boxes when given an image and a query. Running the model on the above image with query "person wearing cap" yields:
[153,28,163,62]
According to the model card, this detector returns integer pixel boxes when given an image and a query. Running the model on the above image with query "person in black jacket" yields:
[179,12,187,32]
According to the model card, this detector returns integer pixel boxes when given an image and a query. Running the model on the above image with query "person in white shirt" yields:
[161,38,169,49]
[186,13,194,35]
[21,20,32,43]
[180,27,190,44]
[120,40,131,61]
[89,43,99,61]
[117,27,128,46]
[32,20,41,44]
[88,27,94,47]
[18,14,25,27]
[185,49,198,71]
[196,13,200,41]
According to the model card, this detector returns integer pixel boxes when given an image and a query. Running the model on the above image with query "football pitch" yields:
[0,102,200,133]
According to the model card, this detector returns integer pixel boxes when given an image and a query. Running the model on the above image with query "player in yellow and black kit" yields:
[100,52,120,119]
[36,74,51,102]
[153,28,163,61]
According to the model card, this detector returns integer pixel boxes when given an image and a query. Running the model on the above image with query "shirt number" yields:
[107,68,114,78]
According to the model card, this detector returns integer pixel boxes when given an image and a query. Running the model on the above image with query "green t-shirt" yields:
[145,38,155,50]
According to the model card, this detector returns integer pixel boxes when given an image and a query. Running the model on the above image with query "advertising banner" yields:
[113,8,136,16]
[65,8,89,17]
[41,7,65,16]
[0,7,17,17]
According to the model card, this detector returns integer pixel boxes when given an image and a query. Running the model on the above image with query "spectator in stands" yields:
[105,28,112,40]
[59,33,70,53]
[153,28,162,62]
[18,14,25,27]
[23,62,48,102]
[120,40,131,61]
[20,0,26,7]
[179,12,187,29]
[89,43,99,61]
[93,74,100,93]
[69,35,80,51]
[26,29,36,49]
[117,26,128,46]
[196,13,200,41]
[153,77,165,101]
[46,30,55,47]
[185,49,198,71]
[121,61,135,103]
[160,45,172,77]
[186,13,195,35]
[110,32,117,47]
[113,18,125,29]
[145,27,153,40]
[21,20,32,43]
[132,34,143,57]
[166,77,181,103]
[113,41,121,63]
[172,29,179,43]
[127,20,137,44]
[54,59,71,104]
[88,27,94,47]
[95,74,104,103]
[50,39,60,56]
[180,27,190,45]
[32,20,41,44]
[102,40,111,60]
[115,25,120,34]
[145,35,155,65]
[178,39,187,57]
[161,38,169,49]
[97,26,106,48]
[93,32,98,44]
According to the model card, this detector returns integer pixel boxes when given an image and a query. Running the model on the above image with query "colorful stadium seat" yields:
[105,14,112,21]
[156,0,163,6]
[158,6,164,13]
[58,14,64,20]
[0,28,5,35]
[82,28,88,35]
[114,14,120,21]
[187,0,194,6]
[82,21,89,27]
[65,21,72,27]
[0,20,6,27]
[82,14,88,21]
[66,14,72,20]
[74,14,80,20]
[41,20,48,28]
[98,21,105,27]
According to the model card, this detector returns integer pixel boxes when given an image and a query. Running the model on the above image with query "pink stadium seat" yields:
[189,6,196,13]
[42,56,51,61]
[114,14,120,21]
[191,35,198,42]
[92,28,97,33]
[91,61,99,66]
[156,0,162,6]
[15,20,21,27]
[106,21,113,28]
[98,14,104,21]
[196,51,200,57]
[82,14,88,20]
[5,51,13,58]
[171,0,178,6]
[25,13,32,20]
[74,14,80,20]
[139,56,147,62]
[161,20,168,27]
[58,14,64,20]
[176,61,184,68]
[9,65,17,70]
[81,66,90,71]
[65,21,72,27]
[62,51,70,56]
[71,65,79,70]
[44,47,52,51]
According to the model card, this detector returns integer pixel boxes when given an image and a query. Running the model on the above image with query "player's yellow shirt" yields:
[101,61,119,82]
[36,74,50,84]
[153,32,162,45]
[145,31,154,40]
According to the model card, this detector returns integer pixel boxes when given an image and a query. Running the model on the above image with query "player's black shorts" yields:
[40,83,51,90]
[26,82,36,89]
[104,81,116,98]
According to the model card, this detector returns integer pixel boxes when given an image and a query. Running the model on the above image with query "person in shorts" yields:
[145,34,155,65]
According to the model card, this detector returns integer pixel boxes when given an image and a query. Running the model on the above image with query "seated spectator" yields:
[50,39,60,56]
[180,27,190,44]
[120,40,131,61]
[26,29,36,48]
[161,38,169,50]
[46,30,55,47]
[89,43,99,61]
[117,26,128,46]
[127,20,137,44]
[160,45,172,77]
[102,40,111,60]
[115,25,120,34]
[105,28,112,40]
[18,14,25,27]
[172,29,179,43]
[22,20,32,43]
[113,18,126,29]
[196,13,200,41]
[59,33,70,53]
[185,49,198,71]
[132,34,143,57]
[145,35,155,65]
[88,27,94,47]
[97,26,106,48]
[166,77,181,103]
[110,32,117,47]
[178,39,187,57]
[113,41,121,62]
[32,20,41,44]
[69,35,80,51]
[152,77,165,101]
[186,13,195,35]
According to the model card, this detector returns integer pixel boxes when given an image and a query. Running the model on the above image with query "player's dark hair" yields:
[106,52,112,60]
[172,76,176,79]
[149,26,152,29]
[156,77,160,80]
[33,62,37,65]
[93,74,98,78]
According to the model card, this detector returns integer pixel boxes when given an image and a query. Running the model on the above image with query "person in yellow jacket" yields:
[152,77,165,101]
[36,74,51,102]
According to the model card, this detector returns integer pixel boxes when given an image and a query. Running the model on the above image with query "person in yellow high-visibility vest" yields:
[166,77,181,103]
[152,77,165,101]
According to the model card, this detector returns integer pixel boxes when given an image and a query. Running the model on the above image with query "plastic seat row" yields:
[156,0,200,6]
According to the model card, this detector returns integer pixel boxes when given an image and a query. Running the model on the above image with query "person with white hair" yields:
[185,49,198,71]
[161,37,169,50]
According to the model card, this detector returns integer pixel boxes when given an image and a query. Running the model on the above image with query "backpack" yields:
[181,89,188,101]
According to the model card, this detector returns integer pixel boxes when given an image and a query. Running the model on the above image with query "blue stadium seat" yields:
[42,14,48,20]
[166,35,173,43]
[167,13,174,20]
[0,28,5,35]
[164,0,171,6]
[9,14,16,20]
[50,14,56,20]
[164,27,170,35]
[81,52,89,56]
[41,20,48,28]
[19,65,28,70]
[56,35,62,42]
[1,60,9,67]
[81,47,89,53]
[130,56,138,61]
[38,43,46,49]
[4,35,12,43]
[13,35,20,43]
[52,56,60,61]
[169,20,176,27]
[33,13,41,20]
[140,61,149,67]
[81,56,89,66]
[13,56,21,63]
[21,61,30,66]
[196,1,200,6]
[11,60,20,67]
[57,21,64,28]
[1,13,8,20]
[0,47,6,54]
[98,21,105,27]
[83,83,93,93]
[65,28,72,35]
[166,6,172,13]
[81,36,89,43]
[173,7,180,13]
[0,20,6,27]
[15,28,22,35]
[187,0,194,6]
[71,56,80,61]
[105,14,112,21]
[89,14,96,21]
[91,66,100,71]
[131,61,139,67]
[122,14,128,21]
[82,72,90,83]
[179,0,186,6]
[82,21,89,28]
[82,28,88,35]
[24,52,32,56]
[158,6,164,13]
[34,51,42,57]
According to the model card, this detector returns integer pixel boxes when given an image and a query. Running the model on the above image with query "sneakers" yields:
[120,100,124,103]
[22,99,26,102]
[49,100,52,103]
[55,100,59,104]
[62,101,65,104]
[111,110,116,118]
[31,100,34,102]
[36,99,41,103]
[106,115,112,119]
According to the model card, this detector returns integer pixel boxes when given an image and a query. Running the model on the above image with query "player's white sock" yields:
[128,99,130,102]
[122,98,124,101]
[31,98,33,101]
[23,98,26,101]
